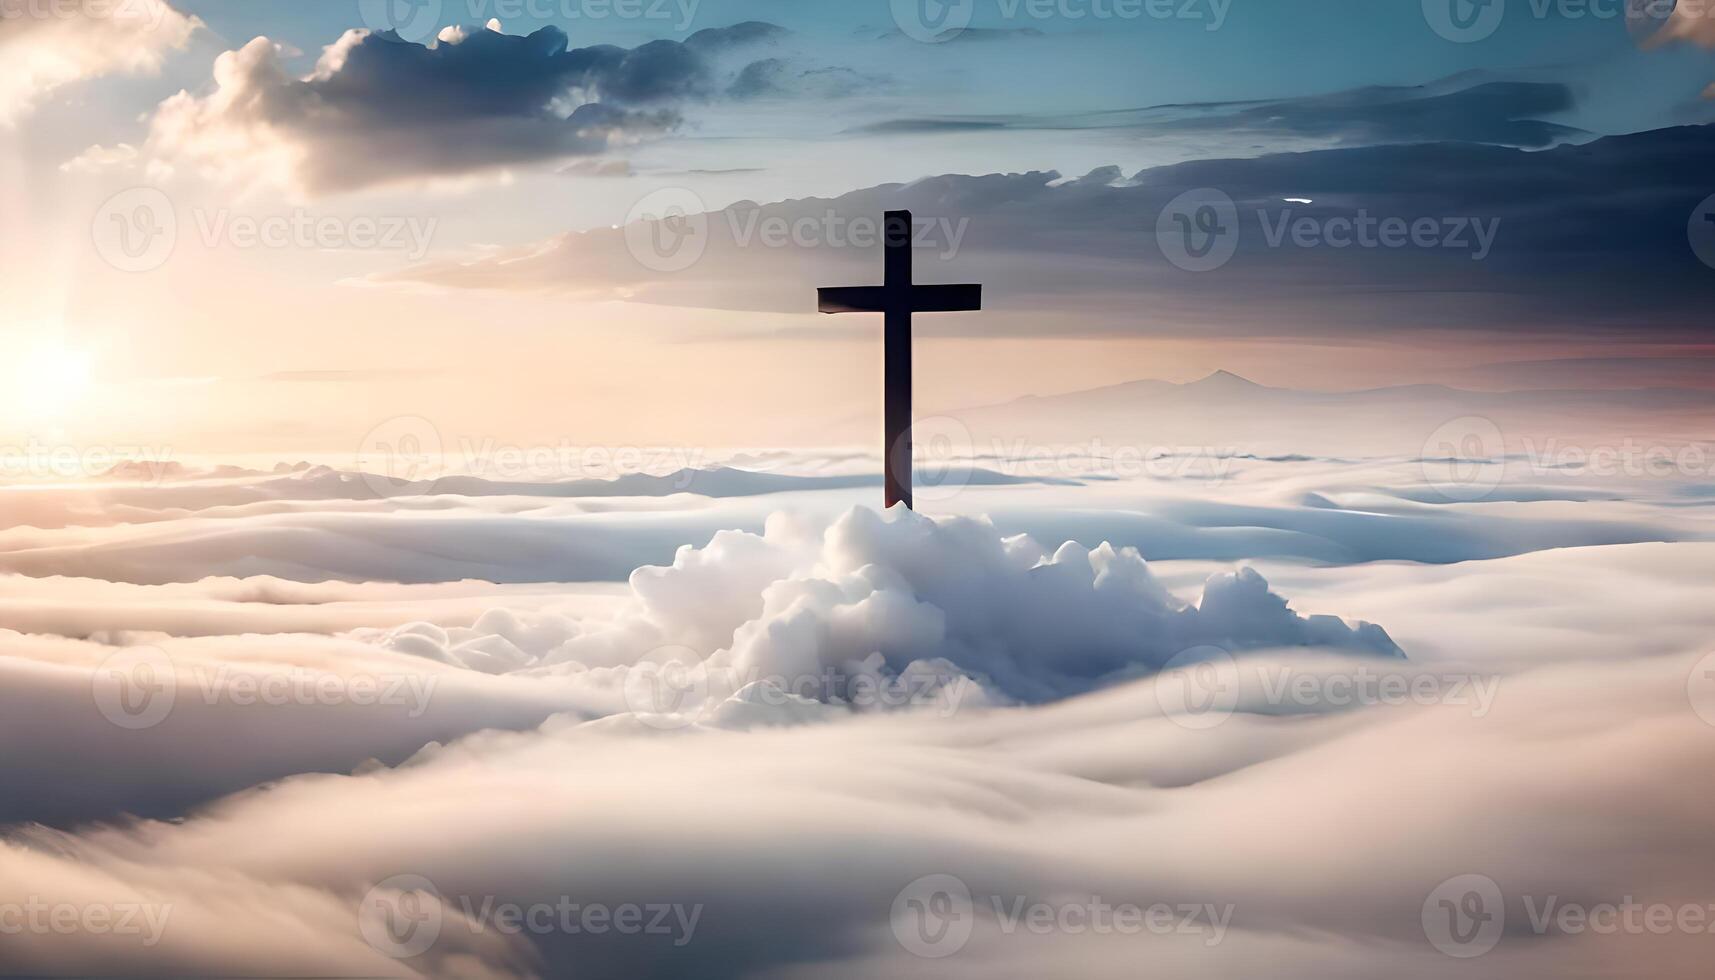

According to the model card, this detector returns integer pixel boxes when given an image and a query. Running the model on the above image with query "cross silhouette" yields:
[819,210,981,509]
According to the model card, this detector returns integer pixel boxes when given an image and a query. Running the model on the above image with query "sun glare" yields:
[12,341,94,420]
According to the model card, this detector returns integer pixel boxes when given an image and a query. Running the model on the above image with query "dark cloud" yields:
[728,59,881,99]
[128,21,792,193]
[683,20,790,50]
[846,118,1009,134]
[851,75,1585,149]
[1149,79,1584,149]
[389,123,1715,343]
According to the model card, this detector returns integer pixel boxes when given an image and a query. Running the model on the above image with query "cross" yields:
[819,210,981,510]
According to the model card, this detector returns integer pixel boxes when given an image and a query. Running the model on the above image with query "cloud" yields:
[368,506,1401,698]
[1138,79,1583,149]
[0,448,1711,975]
[0,0,199,125]
[0,452,1693,586]
[0,503,1401,831]
[388,122,1715,342]
[851,76,1585,149]
[2,643,1711,976]
[728,60,882,99]
[88,21,789,194]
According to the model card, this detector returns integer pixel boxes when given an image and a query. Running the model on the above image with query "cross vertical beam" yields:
[818,210,982,510]
[883,212,914,511]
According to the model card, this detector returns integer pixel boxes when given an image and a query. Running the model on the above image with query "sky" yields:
[5,5,1715,977]
[3,0,1715,456]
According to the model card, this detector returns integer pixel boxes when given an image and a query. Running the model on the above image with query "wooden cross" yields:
[818,210,982,510]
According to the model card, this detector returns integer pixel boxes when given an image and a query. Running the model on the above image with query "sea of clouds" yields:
[2,451,1713,977]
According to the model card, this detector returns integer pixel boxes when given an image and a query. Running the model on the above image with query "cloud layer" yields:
[0,0,199,125]
[1,445,1711,977]
[391,122,1715,342]
[95,21,792,193]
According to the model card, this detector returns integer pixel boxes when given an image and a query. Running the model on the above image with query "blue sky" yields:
[3,0,1714,452]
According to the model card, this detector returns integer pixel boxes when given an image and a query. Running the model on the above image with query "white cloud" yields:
[0,0,199,126]
[79,22,793,195]
[0,449,1711,976]
[3,648,1711,977]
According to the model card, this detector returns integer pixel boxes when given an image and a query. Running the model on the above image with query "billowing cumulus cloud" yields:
[89,21,790,194]
[0,0,199,125]
[364,506,1401,699]
[0,502,1400,829]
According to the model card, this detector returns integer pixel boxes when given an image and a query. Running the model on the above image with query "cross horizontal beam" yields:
[817,284,982,315]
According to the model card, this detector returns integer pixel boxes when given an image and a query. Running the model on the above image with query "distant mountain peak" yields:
[1188,370,1265,389]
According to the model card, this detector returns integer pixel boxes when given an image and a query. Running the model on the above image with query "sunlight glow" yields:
[12,341,93,420]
